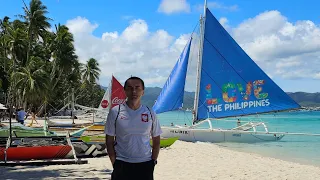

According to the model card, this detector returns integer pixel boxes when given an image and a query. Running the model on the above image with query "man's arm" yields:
[106,135,116,165]
[151,135,160,160]
[104,106,117,166]
[150,109,162,161]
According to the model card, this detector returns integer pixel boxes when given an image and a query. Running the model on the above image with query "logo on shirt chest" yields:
[120,115,127,120]
[118,112,128,120]
[141,114,149,122]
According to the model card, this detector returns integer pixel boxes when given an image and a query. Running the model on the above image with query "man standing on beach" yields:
[105,76,162,180]
[17,107,27,125]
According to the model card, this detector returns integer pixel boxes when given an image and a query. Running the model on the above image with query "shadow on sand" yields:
[0,166,113,179]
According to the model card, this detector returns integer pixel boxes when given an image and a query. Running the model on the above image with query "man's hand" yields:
[106,135,116,166]
[151,135,160,161]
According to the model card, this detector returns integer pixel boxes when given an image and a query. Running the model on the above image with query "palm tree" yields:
[1,18,28,107]
[81,58,101,85]
[19,0,52,65]
[13,56,48,107]
[0,16,11,74]
[44,24,80,109]
[79,58,101,107]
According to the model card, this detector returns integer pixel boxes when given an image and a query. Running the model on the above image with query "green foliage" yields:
[0,0,104,112]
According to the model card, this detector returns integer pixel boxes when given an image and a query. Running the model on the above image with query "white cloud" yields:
[102,32,118,41]
[158,0,191,14]
[219,17,232,32]
[66,17,196,90]
[121,19,149,43]
[231,10,320,80]
[66,16,98,34]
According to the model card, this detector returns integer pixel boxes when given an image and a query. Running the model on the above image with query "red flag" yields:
[110,76,126,108]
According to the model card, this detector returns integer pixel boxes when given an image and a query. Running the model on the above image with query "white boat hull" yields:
[161,126,284,143]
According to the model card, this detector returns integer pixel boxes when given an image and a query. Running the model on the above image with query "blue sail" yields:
[152,38,192,114]
[196,8,300,120]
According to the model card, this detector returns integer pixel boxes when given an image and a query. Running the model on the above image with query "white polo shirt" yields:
[104,103,162,163]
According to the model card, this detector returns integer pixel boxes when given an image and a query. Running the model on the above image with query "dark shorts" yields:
[111,159,155,180]
[17,119,24,125]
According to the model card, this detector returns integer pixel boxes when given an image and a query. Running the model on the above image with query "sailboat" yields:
[45,76,126,128]
[152,1,301,143]
[84,75,127,131]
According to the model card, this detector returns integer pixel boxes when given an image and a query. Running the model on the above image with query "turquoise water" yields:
[157,111,320,167]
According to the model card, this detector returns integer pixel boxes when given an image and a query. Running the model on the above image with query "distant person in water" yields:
[105,76,162,180]
[17,107,27,125]
[237,119,241,127]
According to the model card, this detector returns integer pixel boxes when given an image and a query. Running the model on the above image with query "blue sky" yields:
[2,0,320,93]
[3,0,320,38]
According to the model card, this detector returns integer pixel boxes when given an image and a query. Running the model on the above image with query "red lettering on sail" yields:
[112,97,126,105]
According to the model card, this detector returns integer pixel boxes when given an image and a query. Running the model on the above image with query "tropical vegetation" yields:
[0,0,104,115]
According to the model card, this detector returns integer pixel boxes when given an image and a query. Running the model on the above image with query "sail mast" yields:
[109,75,113,110]
[192,0,207,124]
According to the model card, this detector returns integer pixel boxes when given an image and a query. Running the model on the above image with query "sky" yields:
[1,0,320,93]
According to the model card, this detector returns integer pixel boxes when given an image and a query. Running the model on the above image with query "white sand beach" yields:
[1,140,320,180]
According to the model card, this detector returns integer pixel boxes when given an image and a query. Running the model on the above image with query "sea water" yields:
[157,111,320,167]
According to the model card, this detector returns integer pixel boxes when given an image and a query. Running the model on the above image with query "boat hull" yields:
[161,126,284,143]
[72,142,107,158]
[151,136,179,148]
[0,129,55,137]
[86,124,104,131]
[0,125,89,138]
[0,138,106,159]
[47,122,90,128]
[80,135,179,148]
[0,145,73,161]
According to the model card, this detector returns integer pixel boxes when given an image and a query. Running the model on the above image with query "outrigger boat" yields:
[44,75,125,128]
[79,135,179,148]
[151,1,320,143]
[0,121,91,138]
[0,132,88,164]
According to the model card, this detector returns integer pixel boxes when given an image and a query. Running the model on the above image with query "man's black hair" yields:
[124,76,145,90]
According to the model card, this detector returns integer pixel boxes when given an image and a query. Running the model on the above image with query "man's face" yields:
[124,79,144,101]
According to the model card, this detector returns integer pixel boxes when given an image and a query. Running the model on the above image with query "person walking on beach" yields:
[105,76,162,180]
[27,108,39,127]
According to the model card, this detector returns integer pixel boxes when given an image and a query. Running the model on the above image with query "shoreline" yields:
[5,118,320,168]
[215,142,320,168]
[1,140,320,180]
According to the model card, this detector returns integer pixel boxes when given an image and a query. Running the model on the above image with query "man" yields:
[17,107,27,125]
[105,76,162,180]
